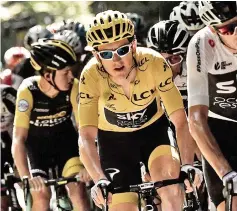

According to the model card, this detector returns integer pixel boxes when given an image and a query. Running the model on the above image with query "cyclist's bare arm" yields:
[189,105,232,178]
[169,108,197,165]
[79,126,107,182]
[12,127,31,178]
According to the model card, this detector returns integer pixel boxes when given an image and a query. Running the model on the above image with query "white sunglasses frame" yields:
[96,43,132,60]
[166,54,184,66]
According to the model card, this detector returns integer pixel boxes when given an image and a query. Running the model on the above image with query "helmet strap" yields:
[44,71,61,92]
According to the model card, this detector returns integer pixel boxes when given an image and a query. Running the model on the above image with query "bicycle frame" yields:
[22,175,81,211]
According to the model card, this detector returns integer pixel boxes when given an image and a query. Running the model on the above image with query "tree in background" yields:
[1,1,92,65]
[1,1,181,65]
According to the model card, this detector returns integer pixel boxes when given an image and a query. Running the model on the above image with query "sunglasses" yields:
[97,43,132,60]
[165,54,183,66]
[216,23,237,35]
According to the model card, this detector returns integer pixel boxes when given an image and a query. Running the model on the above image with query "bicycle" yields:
[98,171,201,211]
[22,175,81,211]
[2,162,22,211]
[223,180,237,211]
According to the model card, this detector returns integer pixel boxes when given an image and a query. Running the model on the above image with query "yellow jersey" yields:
[79,47,183,132]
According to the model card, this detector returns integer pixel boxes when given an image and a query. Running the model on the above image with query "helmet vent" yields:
[95,29,104,40]
[104,27,113,38]
[115,24,120,36]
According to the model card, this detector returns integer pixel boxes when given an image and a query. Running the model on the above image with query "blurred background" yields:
[1,1,181,65]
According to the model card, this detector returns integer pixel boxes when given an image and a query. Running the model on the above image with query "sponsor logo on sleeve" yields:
[138,57,149,71]
[18,99,29,112]
[195,37,201,72]
[158,77,174,92]
[79,92,94,105]
[79,92,93,99]
[214,61,232,70]
[208,39,215,48]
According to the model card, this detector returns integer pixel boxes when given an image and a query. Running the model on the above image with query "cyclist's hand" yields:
[181,164,203,193]
[222,171,237,193]
[142,172,152,182]
[91,179,112,209]
[78,168,92,183]
[29,176,46,191]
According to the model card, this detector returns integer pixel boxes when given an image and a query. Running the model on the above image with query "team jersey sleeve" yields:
[78,68,99,128]
[154,56,184,116]
[187,30,211,108]
[70,78,79,125]
[14,82,33,129]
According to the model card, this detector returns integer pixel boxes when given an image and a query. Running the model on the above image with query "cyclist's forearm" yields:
[11,141,31,178]
[176,123,196,165]
[189,118,232,178]
[79,137,106,183]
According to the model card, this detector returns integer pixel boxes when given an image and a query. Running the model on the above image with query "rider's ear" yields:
[131,39,137,53]
[44,72,51,80]
[92,50,102,63]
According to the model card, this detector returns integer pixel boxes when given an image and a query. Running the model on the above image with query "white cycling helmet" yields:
[24,25,52,50]
[53,30,83,55]
[170,1,204,31]
[199,1,237,26]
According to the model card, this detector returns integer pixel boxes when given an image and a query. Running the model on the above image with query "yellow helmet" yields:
[86,10,135,48]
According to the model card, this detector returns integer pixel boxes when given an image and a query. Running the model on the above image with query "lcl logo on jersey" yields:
[138,57,149,71]
[79,92,93,99]
[216,80,237,94]
[158,77,174,92]
[214,61,232,70]
[133,89,155,101]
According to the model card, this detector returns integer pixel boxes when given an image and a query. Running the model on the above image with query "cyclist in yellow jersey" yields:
[12,39,91,211]
[78,10,202,211]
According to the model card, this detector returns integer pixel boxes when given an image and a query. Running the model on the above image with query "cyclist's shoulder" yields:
[135,47,166,73]
[136,46,163,60]
[81,57,104,81]
[189,26,218,46]
[18,76,40,92]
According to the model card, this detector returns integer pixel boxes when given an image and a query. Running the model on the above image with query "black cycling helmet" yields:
[30,39,77,91]
[147,20,191,54]
[199,1,237,25]
[24,25,53,50]
[53,30,84,55]
[30,38,77,72]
